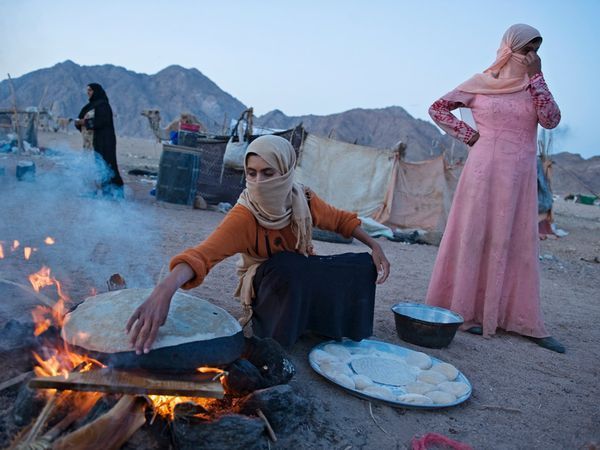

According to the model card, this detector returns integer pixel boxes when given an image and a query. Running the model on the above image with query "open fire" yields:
[2,234,295,448]
[26,261,227,421]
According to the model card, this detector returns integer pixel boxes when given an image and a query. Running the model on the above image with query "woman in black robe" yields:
[76,83,124,198]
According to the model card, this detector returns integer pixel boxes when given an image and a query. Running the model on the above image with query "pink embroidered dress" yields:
[425,74,561,337]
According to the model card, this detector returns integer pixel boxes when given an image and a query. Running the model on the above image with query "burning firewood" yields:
[29,367,224,398]
[0,372,32,392]
[52,395,147,450]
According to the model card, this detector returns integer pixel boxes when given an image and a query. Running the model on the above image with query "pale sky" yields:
[1,0,598,158]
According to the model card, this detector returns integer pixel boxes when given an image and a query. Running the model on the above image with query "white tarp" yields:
[295,134,397,217]
[374,156,459,232]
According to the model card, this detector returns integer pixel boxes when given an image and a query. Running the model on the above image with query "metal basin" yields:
[391,302,463,348]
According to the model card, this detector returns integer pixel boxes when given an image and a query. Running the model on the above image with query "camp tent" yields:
[295,132,460,233]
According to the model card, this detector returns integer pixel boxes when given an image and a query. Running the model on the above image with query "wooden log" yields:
[21,392,57,447]
[43,392,103,441]
[256,408,277,443]
[0,277,55,307]
[0,371,32,392]
[29,368,224,398]
[53,395,147,450]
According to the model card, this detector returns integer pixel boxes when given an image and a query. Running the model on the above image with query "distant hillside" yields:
[2,61,597,184]
[0,60,247,139]
[551,152,600,195]
[0,61,464,161]
[255,107,466,162]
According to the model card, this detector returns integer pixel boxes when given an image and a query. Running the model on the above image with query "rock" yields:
[243,337,295,387]
[173,414,267,450]
[0,320,35,352]
[193,195,208,210]
[222,359,266,397]
[236,384,310,435]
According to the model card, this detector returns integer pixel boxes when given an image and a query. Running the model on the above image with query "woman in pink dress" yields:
[425,24,564,353]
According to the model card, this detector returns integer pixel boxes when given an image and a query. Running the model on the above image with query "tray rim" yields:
[309,338,472,410]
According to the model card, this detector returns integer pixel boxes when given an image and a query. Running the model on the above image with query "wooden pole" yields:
[22,392,57,446]
[0,371,32,392]
[7,73,23,153]
[256,408,277,443]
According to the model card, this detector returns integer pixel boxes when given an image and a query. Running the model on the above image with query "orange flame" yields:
[31,300,67,336]
[0,243,4,259]
[24,247,32,260]
[147,366,225,418]
[28,266,69,335]
[28,266,69,301]
[12,240,20,251]
[45,237,55,245]
[33,350,103,378]
[148,395,216,420]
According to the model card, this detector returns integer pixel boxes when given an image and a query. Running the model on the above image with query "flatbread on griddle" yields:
[62,288,241,353]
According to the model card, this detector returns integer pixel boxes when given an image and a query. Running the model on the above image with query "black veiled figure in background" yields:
[76,83,124,198]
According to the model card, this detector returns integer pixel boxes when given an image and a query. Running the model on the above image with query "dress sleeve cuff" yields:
[529,72,544,84]
[339,216,361,238]
[169,254,205,289]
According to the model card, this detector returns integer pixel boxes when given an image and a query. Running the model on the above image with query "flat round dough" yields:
[362,385,395,401]
[404,381,437,395]
[351,357,415,386]
[397,393,434,405]
[330,373,355,389]
[320,361,353,377]
[438,381,470,397]
[417,370,447,385]
[426,390,457,405]
[62,288,241,353]
[431,362,459,381]
[322,344,352,362]
[352,374,374,391]
[404,351,432,369]
[312,349,338,365]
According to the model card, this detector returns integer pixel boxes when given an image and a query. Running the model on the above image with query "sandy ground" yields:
[0,131,599,449]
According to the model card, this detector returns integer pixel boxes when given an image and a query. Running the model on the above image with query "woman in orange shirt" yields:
[127,135,390,352]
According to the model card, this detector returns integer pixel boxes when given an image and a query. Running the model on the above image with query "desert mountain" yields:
[255,107,464,161]
[0,60,247,139]
[1,61,597,194]
[550,153,600,196]
[0,61,461,161]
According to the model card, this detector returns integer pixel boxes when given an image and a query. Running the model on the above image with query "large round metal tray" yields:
[309,339,472,409]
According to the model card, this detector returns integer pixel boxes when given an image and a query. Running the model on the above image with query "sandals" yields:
[466,326,483,335]
[465,326,565,353]
[526,336,566,353]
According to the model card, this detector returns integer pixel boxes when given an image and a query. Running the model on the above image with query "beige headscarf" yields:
[234,135,313,318]
[456,24,542,94]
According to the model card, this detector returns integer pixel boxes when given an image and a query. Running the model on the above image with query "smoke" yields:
[1,144,161,300]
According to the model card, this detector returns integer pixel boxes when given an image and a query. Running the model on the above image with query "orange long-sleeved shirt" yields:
[170,191,361,289]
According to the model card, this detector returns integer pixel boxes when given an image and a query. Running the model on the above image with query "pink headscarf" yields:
[456,24,542,94]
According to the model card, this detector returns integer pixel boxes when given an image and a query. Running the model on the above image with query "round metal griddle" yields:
[72,331,245,371]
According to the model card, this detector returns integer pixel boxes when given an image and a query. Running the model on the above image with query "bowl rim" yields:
[391,302,464,326]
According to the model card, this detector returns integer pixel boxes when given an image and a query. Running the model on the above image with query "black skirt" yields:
[252,252,377,347]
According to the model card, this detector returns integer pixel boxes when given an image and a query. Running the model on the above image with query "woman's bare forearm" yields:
[159,263,194,294]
